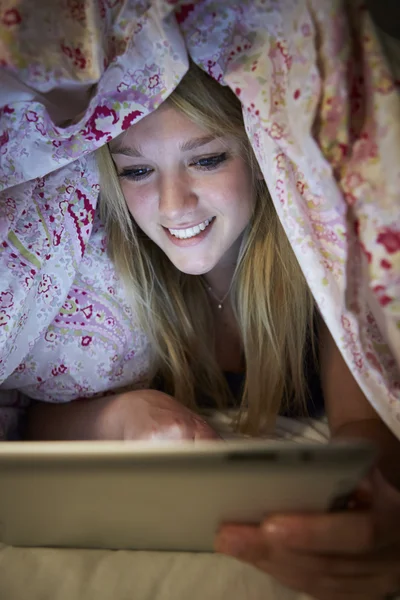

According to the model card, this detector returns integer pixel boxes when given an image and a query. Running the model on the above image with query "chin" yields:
[171,258,217,276]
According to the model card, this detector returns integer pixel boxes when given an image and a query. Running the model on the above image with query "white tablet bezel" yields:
[0,439,376,552]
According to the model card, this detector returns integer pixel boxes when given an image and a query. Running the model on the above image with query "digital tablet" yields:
[0,439,376,552]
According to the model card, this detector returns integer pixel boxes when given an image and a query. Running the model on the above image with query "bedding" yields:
[1,0,400,441]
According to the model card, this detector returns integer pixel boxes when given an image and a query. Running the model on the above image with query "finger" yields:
[216,527,399,599]
[262,511,378,554]
[193,419,221,440]
[144,417,198,440]
[158,417,218,440]
[215,524,266,562]
[216,524,373,576]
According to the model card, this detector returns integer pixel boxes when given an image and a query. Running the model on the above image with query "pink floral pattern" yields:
[0,0,399,439]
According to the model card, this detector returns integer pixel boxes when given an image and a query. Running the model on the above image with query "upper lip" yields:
[162,218,214,230]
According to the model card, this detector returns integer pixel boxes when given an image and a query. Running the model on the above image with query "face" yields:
[110,104,254,276]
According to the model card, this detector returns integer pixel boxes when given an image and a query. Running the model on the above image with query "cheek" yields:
[220,158,254,205]
[120,183,150,224]
[226,170,254,217]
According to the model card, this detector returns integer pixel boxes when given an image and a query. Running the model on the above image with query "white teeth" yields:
[168,218,212,239]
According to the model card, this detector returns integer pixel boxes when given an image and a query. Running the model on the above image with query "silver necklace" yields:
[202,279,233,311]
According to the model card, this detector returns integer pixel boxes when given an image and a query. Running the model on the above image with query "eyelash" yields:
[192,152,228,170]
[119,152,229,181]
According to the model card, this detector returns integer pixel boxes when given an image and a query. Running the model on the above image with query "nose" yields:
[158,173,198,222]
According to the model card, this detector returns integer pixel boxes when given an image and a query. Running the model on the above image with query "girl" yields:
[26,64,400,599]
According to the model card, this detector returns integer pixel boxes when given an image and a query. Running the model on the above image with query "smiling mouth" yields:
[166,217,215,240]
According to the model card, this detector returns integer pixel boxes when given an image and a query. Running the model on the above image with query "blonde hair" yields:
[97,64,315,434]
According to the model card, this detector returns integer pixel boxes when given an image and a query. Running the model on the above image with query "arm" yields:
[24,389,219,441]
[25,394,124,441]
[319,319,400,489]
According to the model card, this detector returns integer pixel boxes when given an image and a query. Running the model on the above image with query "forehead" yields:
[110,104,212,152]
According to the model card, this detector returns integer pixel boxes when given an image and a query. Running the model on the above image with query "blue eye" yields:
[118,152,228,180]
[119,167,153,181]
[192,153,228,170]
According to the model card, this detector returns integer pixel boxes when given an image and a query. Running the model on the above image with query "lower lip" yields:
[163,218,215,247]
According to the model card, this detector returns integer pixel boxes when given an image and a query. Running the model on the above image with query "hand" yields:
[100,389,220,441]
[215,468,400,600]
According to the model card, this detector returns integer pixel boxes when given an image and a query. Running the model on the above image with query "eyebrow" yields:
[110,134,221,157]
[109,140,143,157]
[180,135,219,152]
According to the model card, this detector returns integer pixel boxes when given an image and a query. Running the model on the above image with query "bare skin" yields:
[25,389,219,441]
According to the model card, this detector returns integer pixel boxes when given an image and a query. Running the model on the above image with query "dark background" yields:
[367,0,400,39]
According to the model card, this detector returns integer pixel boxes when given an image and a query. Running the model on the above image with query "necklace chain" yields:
[201,277,233,311]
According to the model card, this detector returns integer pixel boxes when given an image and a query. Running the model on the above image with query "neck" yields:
[203,237,241,300]
[203,263,236,301]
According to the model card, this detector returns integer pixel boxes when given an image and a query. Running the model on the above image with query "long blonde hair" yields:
[97,64,315,434]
